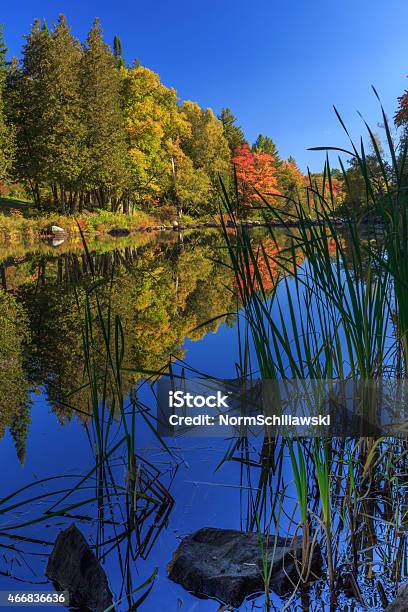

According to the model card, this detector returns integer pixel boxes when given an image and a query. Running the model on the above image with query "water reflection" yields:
[1,227,401,611]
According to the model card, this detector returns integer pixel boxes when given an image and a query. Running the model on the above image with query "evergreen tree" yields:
[252,134,280,164]
[43,15,85,211]
[0,25,7,78]
[113,35,125,68]
[7,17,85,210]
[7,19,52,205]
[10,403,31,465]
[81,19,128,209]
[218,107,246,154]
[0,25,14,182]
[0,290,30,462]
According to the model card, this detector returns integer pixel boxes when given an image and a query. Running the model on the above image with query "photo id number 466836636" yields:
[0,592,69,606]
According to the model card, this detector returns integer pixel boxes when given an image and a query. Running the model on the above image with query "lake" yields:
[0,228,404,611]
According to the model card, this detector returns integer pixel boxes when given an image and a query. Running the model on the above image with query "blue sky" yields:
[2,0,408,171]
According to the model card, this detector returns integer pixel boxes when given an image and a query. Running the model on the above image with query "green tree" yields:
[218,107,246,154]
[343,136,389,212]
[0,289,30,463]
[7,16,89,211]
[113,35,125,68]
[42,15,85,212]
[0,25,14,183]
[252,134,280,164]
[80,19,128,210]
[5,19,52,205]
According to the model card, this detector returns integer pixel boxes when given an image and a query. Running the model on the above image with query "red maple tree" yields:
[395,86,408,126]
[232,144,280,211]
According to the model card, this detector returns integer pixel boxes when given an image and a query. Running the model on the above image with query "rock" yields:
[50,238,66,247]
[46,524,114,612]
[44,225,68,238]
[168,527,321,608]
[49,225,66,234]
[107,228,130,237]
[386,583,408,611]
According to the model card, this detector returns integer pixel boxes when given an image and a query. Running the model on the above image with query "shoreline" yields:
[0,209,347,243]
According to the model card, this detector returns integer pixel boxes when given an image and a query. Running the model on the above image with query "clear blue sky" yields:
[2,0,408,171]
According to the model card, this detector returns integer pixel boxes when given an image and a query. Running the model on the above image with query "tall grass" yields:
[218,96,408,607]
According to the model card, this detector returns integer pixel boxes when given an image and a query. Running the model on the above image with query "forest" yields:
[3,9,408,611]
[0,15,350,222]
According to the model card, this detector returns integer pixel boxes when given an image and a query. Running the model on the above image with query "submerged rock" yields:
[386,583,408,611]
[46,524,114,612]
[168,527,321,608]
[108,227,130,237]
[50,238,66,247]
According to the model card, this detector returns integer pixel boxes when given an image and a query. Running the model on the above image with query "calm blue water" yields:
[0,319,281,611]
[0,234,396,612]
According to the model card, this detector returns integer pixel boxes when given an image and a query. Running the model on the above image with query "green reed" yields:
[218,96,408,607]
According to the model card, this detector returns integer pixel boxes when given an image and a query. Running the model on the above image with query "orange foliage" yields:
[395,85,408,126]
[232,145,280,206]
[234,237,281,295]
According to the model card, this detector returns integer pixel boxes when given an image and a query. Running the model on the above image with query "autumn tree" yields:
[395,83,408,137]
[276,157,306,212]
[123,65,189,210]
[167,139,211,215]
[232,144,280,215]
[179,101,230,210]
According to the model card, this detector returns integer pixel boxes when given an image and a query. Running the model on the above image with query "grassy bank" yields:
[0,203,165,241]
[0,197,231,241]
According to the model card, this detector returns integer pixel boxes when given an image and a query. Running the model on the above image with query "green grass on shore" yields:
[0,206,164,242]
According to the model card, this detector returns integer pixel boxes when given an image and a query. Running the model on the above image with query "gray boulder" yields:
[46,524,114,612]
[168,527,321,608]
[49,225,66,234]
[44,225,68,238]
[386,583,408,611]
